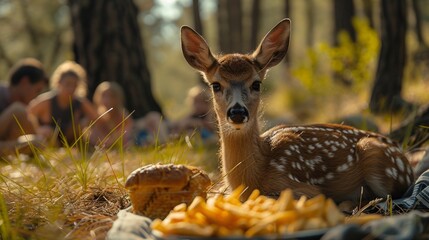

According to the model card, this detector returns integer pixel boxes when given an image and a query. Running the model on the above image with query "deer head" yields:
[181,19,290,132]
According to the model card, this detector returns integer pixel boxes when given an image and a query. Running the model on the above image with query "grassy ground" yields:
[0,135,219,239]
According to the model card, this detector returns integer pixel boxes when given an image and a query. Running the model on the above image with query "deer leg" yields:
[356,137,413,200]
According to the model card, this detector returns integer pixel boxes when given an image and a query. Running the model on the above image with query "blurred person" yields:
[134,111,169,146]
[28,61,99,145]
[170,84,217,142]
[88,81,134,147]
[0,58,48,157]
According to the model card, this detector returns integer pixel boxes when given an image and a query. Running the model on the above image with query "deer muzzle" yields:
[227,103,249,126]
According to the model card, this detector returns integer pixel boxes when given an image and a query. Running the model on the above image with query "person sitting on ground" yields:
[170,84,217,142]
[88,81,134,148]
[134,111,169,146]
[28,61,100,146]
[0,58,48,157]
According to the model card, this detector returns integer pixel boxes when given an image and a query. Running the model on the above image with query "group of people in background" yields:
[0,58,217,157]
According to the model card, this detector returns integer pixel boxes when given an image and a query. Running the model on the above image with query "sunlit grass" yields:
[0,113,218,239]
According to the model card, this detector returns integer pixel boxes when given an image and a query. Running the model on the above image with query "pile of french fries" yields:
[151,186,382,238]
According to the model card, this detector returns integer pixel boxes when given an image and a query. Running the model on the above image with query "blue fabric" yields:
[377,169,429,211]
[107,207,155,240]
[322,211,429,240]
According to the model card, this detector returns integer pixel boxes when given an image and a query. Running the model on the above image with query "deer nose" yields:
[227,103,249,124]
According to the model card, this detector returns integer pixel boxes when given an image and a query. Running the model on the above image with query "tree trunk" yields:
[249,0,260,51]
[227,0,243,53]
[192,0,203,35]
[369,0,409,114]
[306,0,315,47]
[362,0,374,28]
[333,0,356,45]
[192,0,205,84]
[68,0,162,119]
[217,0,230,52]
[217,0,243,53]
[412,0,426,47]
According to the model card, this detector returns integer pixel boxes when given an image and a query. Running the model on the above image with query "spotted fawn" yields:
[180,18,414,203]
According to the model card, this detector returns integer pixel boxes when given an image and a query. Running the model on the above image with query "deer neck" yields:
[218,117,267,190]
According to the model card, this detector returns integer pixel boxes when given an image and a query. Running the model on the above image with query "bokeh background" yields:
[0,0,428,130]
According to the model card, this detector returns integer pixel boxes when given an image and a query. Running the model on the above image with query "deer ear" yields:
[252,18,291,69]
[181,26,217,72]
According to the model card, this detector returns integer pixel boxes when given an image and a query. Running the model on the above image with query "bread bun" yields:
[125,164,211,220]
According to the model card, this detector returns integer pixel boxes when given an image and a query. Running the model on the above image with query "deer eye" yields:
[211,82,222,92]
[251,81,261,91]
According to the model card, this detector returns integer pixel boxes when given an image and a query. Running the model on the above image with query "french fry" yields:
[275,189,294,211]
[303,217,328,230]
[151,188,375,238]
[187,212,208,226]
[245,211,298,237]
[287,218,305,233]
[217,226,244,237]
[247,189,260,201]
[173,203,187,212]
[151,219,166,232]
[162,212,187,224]
[161,222,214,237]
[324,198,346,227]
[221,202,270,219]
[225,185,245,202]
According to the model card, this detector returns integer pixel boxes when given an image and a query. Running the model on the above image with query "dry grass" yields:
[0,136,219,240]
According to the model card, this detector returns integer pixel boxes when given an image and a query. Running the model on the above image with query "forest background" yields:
[1,0,429,239]
[1,0,428,126]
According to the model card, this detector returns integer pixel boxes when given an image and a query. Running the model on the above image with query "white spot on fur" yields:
[398,175,405,184]
[326,172,334,180]
[288,173,300,182]
[337,163,349,172]
[347,155,354,163]
[395,157,405,172]
[270,161,285,172]
[385,168,398,180]
[285,150,292,156]
[406,175,411,185]
[309,177,325,184]
[407,166,412,175]
[305,156,322,171]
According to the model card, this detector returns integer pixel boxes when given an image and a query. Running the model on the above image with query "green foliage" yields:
[288,18,380,120]
[320,18,380,92]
